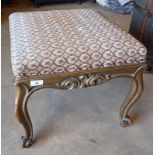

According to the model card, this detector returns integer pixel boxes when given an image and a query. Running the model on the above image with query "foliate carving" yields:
[57,74,111,90]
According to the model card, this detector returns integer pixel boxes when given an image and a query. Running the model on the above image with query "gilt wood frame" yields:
[14,63,146,148]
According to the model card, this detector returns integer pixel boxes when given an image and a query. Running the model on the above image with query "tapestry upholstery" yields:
[9,9,147,81]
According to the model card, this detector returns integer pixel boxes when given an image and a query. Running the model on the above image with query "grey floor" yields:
[2,0,153,155]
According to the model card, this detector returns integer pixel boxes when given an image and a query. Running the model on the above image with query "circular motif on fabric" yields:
[90,44,99,51]
[53,49,64,56]
[64,41,74,46]
[130,37,136,42]
[72,35,78,40]
[113,41,123,49]
[17,65,25,73]
[51,42,61,48]
[55,57,66,66]
[115,50,125,58]
[21,59,29,66]
[76,40,85,45]
[66,47,76,54]
[125,41,134,47]
[105,32,113,37]
[27,60,39,69]
[67,65,77,72]
[79,63,90,70]
[13,57,23,64]
[78,46,88,53]
[25,47,36,53]
[127,49,137,56]
[126,57,136,64]
[87,39,96,44]
[40,51,51,57]
[41,59,52,67]
[46,34,54,39]
[135,41,141,46]
[91,52,101,60]
[84,34,92,38]
[101,43,111,50]
[139,48,147,56]
[54,67,65,73]
[110,36,120,41]
[115,59,125,66]
[79,54,90,62]
[49,38,57,44]
[120,35,128,41]
[28,70,39,76]
[12,50,22,57]
[40,68,51,75]
[92,62,102,68]
[26,53,37,60]
[103,61,113,67]
[38,44,49,50]
[103,51,113,59]
[68,55,78,64]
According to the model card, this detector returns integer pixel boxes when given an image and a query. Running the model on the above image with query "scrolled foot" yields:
[120,116,133,128]
[21,136,33,148]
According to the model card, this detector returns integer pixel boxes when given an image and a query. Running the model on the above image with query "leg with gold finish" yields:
[120,66,145,127]
[13,64,146,148]
[15,84,33,148]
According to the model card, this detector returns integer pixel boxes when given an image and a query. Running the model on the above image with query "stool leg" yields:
[15,84,33,148]
[120,66,145,127]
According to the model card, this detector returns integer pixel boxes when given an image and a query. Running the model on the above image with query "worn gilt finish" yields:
[14,63,146,148]
[57,73,112,89]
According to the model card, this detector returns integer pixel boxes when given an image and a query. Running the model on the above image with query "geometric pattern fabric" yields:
[9,9,147,80]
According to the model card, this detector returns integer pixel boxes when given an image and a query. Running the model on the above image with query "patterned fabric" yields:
[96,0,134,14]
[107,0,134,14]
[9,9,147,81]
[96,0,108,7]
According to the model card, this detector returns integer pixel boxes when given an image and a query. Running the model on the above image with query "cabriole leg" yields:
[15,84,33,148]
[120,66,145,127]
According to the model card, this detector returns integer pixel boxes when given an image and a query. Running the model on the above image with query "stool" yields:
[9,9,147,148]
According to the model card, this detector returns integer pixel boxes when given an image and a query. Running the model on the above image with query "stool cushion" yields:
[9,9,147,81]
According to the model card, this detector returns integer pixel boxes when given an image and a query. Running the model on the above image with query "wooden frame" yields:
[14,63,146,148]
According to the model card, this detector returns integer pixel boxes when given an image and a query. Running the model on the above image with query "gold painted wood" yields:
[14,63,147,148]
[120,65,145,127]
[15,84,33,148]
[57,74,111,90]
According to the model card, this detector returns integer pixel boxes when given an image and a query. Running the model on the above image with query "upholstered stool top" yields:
[9,9,147,81]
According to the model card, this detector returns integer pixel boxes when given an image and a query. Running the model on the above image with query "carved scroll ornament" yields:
[57,74,111,90]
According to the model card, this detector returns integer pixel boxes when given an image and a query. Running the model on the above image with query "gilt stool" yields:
[9,9,147,148]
